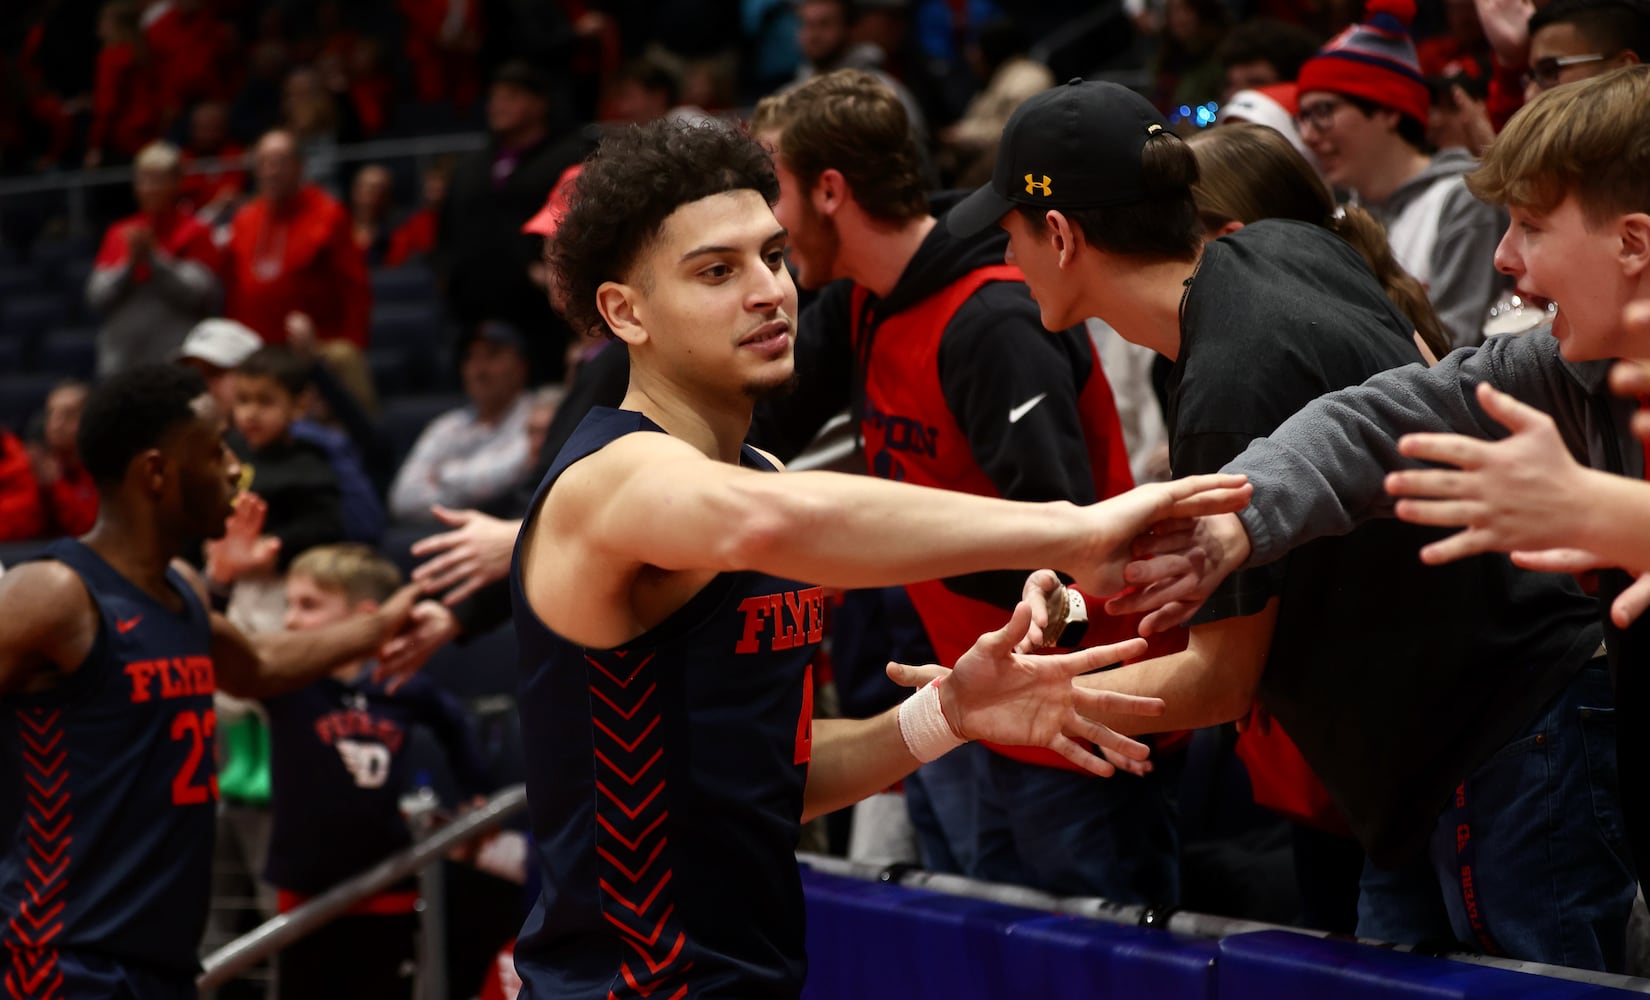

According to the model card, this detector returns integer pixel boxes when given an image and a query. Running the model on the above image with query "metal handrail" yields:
[0,131,488,239]
[197,783,528,990]
[797,852,1650,994]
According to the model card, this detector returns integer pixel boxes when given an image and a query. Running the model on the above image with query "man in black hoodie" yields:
[748,69,1180,906]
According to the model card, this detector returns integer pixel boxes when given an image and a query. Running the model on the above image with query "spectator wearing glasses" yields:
[1523,0,1650,97]
[1296,0,1508,349]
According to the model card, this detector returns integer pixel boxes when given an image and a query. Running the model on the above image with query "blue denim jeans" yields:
[973,750,1180,905]
[904,742,982,876]
[1357,661,1635,971]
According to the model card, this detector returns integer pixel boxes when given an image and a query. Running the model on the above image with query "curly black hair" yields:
[549,117,779,340]
[79,364,208,489]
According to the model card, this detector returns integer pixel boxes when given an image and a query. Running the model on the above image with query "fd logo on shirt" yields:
[336,738,391,788]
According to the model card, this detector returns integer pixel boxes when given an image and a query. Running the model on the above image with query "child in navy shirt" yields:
[266,543,489,999]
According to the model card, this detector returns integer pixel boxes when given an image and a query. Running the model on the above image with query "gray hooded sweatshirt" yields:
[1364,147,1509,351]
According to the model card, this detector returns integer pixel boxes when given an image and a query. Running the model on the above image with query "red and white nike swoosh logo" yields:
[115,616,143,634]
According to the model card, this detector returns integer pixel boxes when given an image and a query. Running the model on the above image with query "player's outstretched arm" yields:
[1098,510,1255,634]
[801,603,1166,822]
[182,561,425,698]
[563,431,1251,597]
[0,562,97,699]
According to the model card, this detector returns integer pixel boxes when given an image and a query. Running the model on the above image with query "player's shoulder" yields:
[0,559,97,656]
[0,559,94,616]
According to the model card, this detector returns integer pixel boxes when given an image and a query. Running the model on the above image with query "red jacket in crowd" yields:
[95,205,222,278]
[0,432,45,543]
[179,142,249,210]
[384,207,438,268]
[88,43,159,158]
[43,465,99,537]
[144,2,237,118]
[223,185,372,347]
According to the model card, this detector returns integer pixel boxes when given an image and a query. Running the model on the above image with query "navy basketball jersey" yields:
[511,408,820,1000]
[0,539,218,988]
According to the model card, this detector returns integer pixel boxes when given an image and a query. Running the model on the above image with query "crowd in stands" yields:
[3,0,1650,995]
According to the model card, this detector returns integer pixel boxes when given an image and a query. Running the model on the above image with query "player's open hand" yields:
[205,493,280,586]
[410,506,521,605]
[932,602,1165,778]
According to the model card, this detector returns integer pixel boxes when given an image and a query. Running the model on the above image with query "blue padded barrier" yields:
[800,867,1649,1000]
[1217,930,1639,1000]
[802,868,1040,1000]
[1006,914,1218,1000]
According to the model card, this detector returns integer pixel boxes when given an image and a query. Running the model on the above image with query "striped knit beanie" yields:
[1296,0,1430,127]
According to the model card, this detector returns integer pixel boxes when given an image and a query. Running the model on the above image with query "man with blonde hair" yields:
[1125,64,1650,910]
[87,140,223,376]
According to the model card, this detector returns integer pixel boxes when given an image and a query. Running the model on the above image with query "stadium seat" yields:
[30,235,98,273]
[0,338,25,375]
[36,328,97,379]
[369,347,412,397]
[0,295,69,345]
[54,258,95,320]
[0,265,41,300]
[370,302,445,353]
[379,393,465,472]
[0,373,63,433]
[370,265,438,305]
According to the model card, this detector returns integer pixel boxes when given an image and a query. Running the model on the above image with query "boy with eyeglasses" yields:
[1295,0,1508,348]
[1522,0,1650,96]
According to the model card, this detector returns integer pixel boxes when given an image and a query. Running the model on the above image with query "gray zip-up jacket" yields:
[1364,148,1509,351]
[1227,331,1636,564]
[86,246,221,377]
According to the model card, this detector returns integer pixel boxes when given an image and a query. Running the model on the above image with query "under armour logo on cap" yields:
[947,79,1177,238]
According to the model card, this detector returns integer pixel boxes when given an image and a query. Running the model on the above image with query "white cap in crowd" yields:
[177,318,263,370]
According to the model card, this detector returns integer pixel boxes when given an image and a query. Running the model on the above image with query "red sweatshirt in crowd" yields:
[179,142,249,209]
[145,2,236,117]
[88,43,159,158]
[0,433,45,543]
[223,185,372,347]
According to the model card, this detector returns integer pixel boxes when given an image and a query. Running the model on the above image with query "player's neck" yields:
[81,510,183,597]
[842,214,936,298]
[621,373,752,465]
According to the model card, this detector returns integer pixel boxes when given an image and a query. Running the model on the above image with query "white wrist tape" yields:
[898,679,967,763]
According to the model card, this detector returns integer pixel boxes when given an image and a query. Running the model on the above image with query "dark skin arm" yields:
[0,562,100,699]
[171,561,424,700]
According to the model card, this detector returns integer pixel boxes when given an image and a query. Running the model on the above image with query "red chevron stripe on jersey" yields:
[588,651,691,998]
[7,708,68,1000]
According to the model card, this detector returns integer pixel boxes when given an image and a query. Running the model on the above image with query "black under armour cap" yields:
[948,79,1173,238]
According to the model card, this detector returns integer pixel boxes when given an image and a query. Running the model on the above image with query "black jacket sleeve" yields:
[263,448,345,570]
[935,286,1104,608]
[748,281,856,462]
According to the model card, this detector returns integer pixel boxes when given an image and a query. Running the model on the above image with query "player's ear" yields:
[596,280,647,347]
[138,448,167,495]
